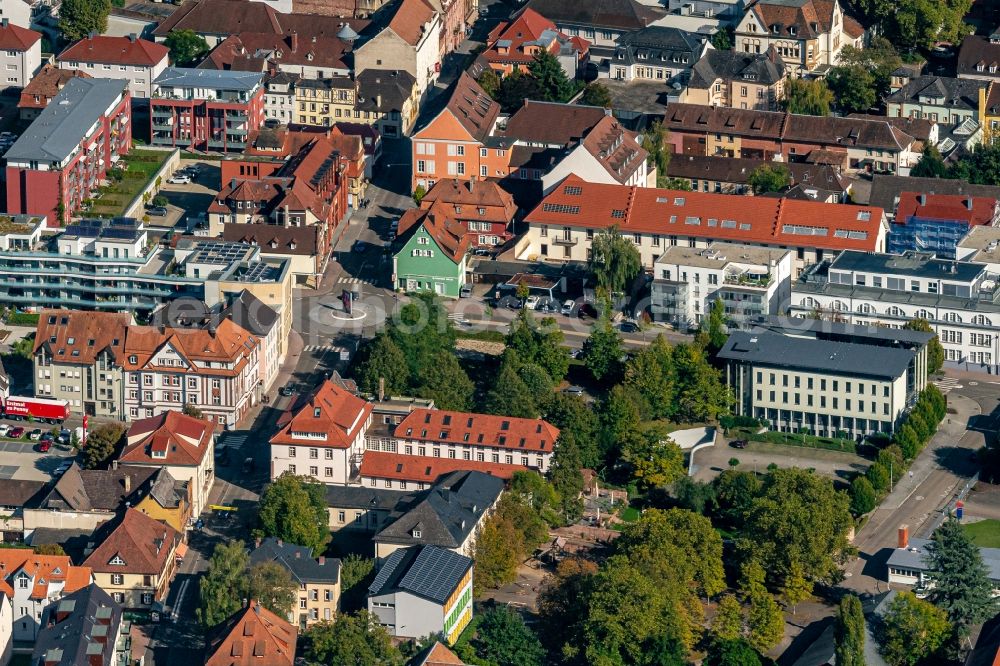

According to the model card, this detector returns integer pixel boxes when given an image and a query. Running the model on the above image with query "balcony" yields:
[152,109,174,119]
[152,120,174,130]
[225,112,248,122]
[552,236,577,246]
[226,126,248,136]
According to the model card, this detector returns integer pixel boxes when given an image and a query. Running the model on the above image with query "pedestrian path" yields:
[933,377,963,394]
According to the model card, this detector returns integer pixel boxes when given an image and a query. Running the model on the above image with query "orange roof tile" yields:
[59,35,168,66]
[122,318,258,377]
[526,174,885,252]
[0,22,40,51]
[33,310,130,365]
[205,600,297,666]
[396,206,472,263]
[83,508,180,576]
[269,379,372,449]
[121,410,214,467]
[394,409,559,453]
[419,642,467,665]
[19,64,91,111]
[360,451,525,482]
[0,550,91,600]
[388,0,437,46]
[895,191,999,227]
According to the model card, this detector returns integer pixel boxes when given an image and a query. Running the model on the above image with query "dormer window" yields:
[412,529,421,538]
[992,64,998,73]
[788,26,796,36]
[978,63,986,72]
[129,355,137,364]
[109,555,126,566]
[314,407,322,417]
[17,576,28,589]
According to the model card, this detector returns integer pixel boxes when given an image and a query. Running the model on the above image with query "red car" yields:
[7,427,25,439]
[37,440,50,452]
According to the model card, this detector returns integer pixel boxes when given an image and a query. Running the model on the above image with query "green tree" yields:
[59,0,111,41]
[925,518,999,632]
[714,469,761,526]
[527,50,575,102]
[510,470,562,526]
[641,121,673,188]
[597,385,640,464]
[473,513,522,597]
[910,143,949,178]
[747,163,790,195]
[81,423,125,469]
[835,39,900,101]
[182,403,203,419]
[582,312,623,383]
[581,82,612,108]
[781,557,812,614]
[712,594,745,642]
[834,594,866,666]
[473,606,546,666]
[303,613,403,666]
[710,26,733,51]
[412,350,474,411]
[356,334,408,396]
[536,558,598,658]
[672,343,731,422]
[477,68,501,98]
[506,311,569,382]
[878,591,950,666]
[903,318,944,375]
[164,29,210,66]
[412,184,427,205]
[948,142,1000,185]
[547,433,585,522]
[883,0,972,51]
[389,292,456,377]
[33,544,66,556]
[782,78,834,116]
[543,392,600,468]
[894,423,922,460]
[338,554,375,612]
[849,476,877,516]
[867,462,891,492]
[257,474,331,554]
[827,64,877,113]
[877,446,905,484]
[589,225,641,295]
[672,475,718,515]
[621,426,685,490]
[486,354,543,418]
[623,335,676,420]
[197,540,249,627]
[746,589,785,653]
[706,639,762,666]
[704,298,729,352]
[246,561,297,617]
[496,68,545,113]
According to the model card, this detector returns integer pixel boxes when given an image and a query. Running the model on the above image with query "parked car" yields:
[459,284,472,298]
[28,428,42,441]
[619,321,640,333]
[561,300,575,316]
[562,385,585,396]
[497,295,522,310]
[37,440,51,452]
[147,206,168,216]
[167,174,191,184]
[472,248,492,257]
[578,303,598,320]
[0,424,9,436]
[730,439,749,449]
[524,295,539,309]
[279,385,295,397]
[7,427,24,439]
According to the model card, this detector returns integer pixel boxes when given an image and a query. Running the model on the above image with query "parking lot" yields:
[153,160,220,232]
[0,423,76,481]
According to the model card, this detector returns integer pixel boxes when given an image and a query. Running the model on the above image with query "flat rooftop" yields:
[655,242,789,269]
[887,537,1000,580]
[831,250,986,283]
[6,78,126,164]
[958,226,1000,264]
[719,330,917,380]
[154,67,263,91]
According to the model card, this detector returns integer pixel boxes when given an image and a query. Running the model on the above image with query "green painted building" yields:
[393,208,469,298]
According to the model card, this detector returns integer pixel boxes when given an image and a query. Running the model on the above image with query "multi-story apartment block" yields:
[0,550,92,641]
[681,47,787,111]
[356,69,419,137]
[665,155,848,198]
[520,174,887,272]
[719,318,932,438]
[887,192,1000,259]
[0,0,31,30]
[477,8,589,78]
[83,508,181,609]
[263,72,298,123]
[353,0,441,97]
[5,78,131,225]
[119,411,215,518]
[887,74,986,127]
[602,26,709,83]
[734,0,864,76]
[58,34,169,99]
[292,76,357,126]
[791,250,1000,374]
[32,584,131,666]
[17,64,90,121]
[249,538,341,628]
[957,225,1000,273]
[663,103,920,174]
[521,0,661,49]
[651,243,792,330]
[151,68,265,152]
[0,19,40,90]
[33,309,261,427]
[417,178,517,247]
[269,379,374,485]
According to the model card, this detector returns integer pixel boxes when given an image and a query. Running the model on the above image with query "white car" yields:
[0,424,8,436]
[168,174,191,184]
[561,300,575,316]
[525,295,540,309]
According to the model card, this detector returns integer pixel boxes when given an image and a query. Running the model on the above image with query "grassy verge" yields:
[455,329,506,343]
[5,312,39,326]
[87,149,169,218]
[730,427,857,453]
[963,519,1000,547]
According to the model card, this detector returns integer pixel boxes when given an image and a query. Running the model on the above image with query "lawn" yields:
[729,427,857,454]
[962,519,1000,548]
[86,148,169,218]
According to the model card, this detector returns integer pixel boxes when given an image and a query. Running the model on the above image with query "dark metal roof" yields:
[751,315,937,347]
[324,485,411,511]
[32,584,123,666]
[249,537,341,585]
[829,250,985,283]
[368,545,472,605]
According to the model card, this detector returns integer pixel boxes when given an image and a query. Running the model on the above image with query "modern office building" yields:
[650,243,792,330]
[150,68,265,152]
[791,250,1000,373]
[5,77,131,225]
[718,318,932,438]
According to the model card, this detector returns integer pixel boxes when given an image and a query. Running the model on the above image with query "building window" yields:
[141,593,154,605]
[111,574,124,585]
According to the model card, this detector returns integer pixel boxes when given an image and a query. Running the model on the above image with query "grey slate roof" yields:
[222,290,278,338]
[32,584,123,666]
[148,470,186,509]
[357,69,416,113]
[886,75,987,112]
[249,537,341,585]
[866,174,1000,210]
[719,330,917,380]
[368,545,472,605]
[521,0,663,30]
[324,485,411,511]
[687,46,785,89]
[751,315,936,347]
[374,471,504,550]
[39,464,162,512]
[0,479,47,508]
[887,537,1000,581]
[154,67,264,91]
[5,78,126,164]
[612,26,705,68]
[829,249,986,283]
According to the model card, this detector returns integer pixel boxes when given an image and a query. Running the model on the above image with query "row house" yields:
[292,76,359,127]
[0,550,92,641]
[17,64,90,121]
[477,8,589,78]
[353,0,441,97]
[662,103,920,174]
[519,173,887,273]
[269,379,374,485]
[665,154,848,198]
[0,19,41,91]
[5,78,131,225]
[57,34,169,99]
[681,47,787,111]
[417,177,517,247]
[734,0,864,76]
[957,30,1000,84]
[32,585,132,666]
[199,31,352,81]
[150,68,265,153]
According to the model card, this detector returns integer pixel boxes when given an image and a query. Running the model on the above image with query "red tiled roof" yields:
[747,0,836,40]
[579,114,647,184]
[83,508,180,576]
[396,206,472,263]
[269,379,372,449]
[59,35,168,66]
[420,178,517,224]
[394,409,559,454]
[0,551,91,600]
[19,65,91,110]
[388,0,437,46]
[360,451,525,483]
[419,642,467,666]
[201,32,350,72]
[204,601,297,666]
[895,191,999,227]
[122,318,258,377]
[121,411,214,467]
[482,8,588,67]
[0,23,40,51]
[526,174,885,252]
[34,310,131,365]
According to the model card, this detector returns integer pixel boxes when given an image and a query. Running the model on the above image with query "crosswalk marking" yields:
[447,313,466,322]
[337,277,373,285]
[218,432,248,450]
[932,377,963,394]
[304,344,348,353]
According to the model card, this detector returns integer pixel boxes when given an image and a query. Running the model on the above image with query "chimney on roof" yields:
[0,19,7,27]
[966,196,973,210]
[111,459,118,470]
[918,193,926,206]
[255,537,261,548]
[123,474,131,493]
[128,33,136,43]
[468,177,475,192]
[376,94,381,108]
[294,551,300,559]
[88,31,95,40]
[898,525,909,549]
[290,32,298,52]
[277,539,283,547]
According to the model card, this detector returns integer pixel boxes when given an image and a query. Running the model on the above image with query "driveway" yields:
[691,437,869,484]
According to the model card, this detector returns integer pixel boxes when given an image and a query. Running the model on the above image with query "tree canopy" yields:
[302,613,403,666]
[472,606,546,666]
[164,29,210,67]
[257,474,331,554]
[878,591,951,666]
[59,0,111,41]
[641,121,673,188]
[81,423,125,470]
[747,163,790,195]
[782,78,834,116]
[581,82,613,108]
[588,225,642,296]
[903,318,944,375]
[197,540,249,627]
[926,518,999,632]
[581,310,624,383]
[835,594,866,666]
